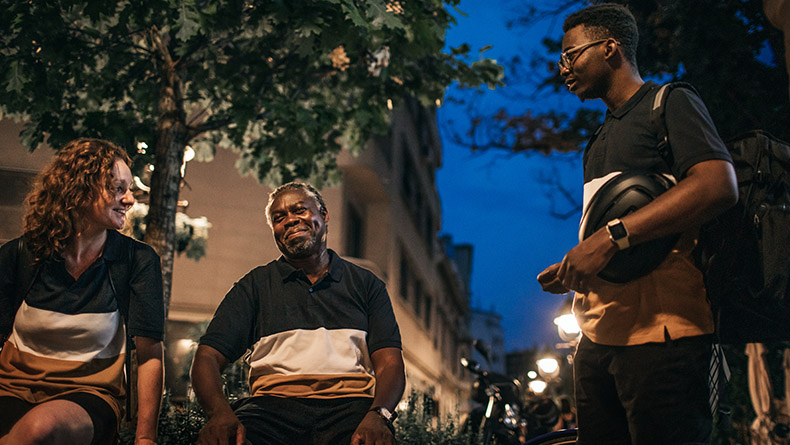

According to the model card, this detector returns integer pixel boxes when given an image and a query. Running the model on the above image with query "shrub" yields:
[395,391,478,444]
[120,390,478,444]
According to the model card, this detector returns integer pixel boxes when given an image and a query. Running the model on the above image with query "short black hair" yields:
[563,3,639,68]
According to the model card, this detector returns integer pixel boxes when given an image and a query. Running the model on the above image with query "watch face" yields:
[609,222,628,240]
[378,407,392,420]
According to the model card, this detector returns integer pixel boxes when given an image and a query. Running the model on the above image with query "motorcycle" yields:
[461,341,560,444]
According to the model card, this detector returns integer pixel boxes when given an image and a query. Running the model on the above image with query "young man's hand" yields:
[538,263,571,294]
[555,228,617,294]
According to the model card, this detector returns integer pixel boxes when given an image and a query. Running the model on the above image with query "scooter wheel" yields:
[523,428,578,445]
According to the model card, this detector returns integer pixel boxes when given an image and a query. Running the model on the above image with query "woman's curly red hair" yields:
[23,138,131,260]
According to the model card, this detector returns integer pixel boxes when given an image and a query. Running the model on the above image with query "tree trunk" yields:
[144,29,187,319]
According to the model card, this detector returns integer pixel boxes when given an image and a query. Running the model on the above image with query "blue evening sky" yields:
[436,0,606,351]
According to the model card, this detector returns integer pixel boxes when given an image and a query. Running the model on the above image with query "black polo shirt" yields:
[200,249,401,399]
[584,81,732,183]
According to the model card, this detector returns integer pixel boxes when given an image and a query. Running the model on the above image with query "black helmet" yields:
[582,171,680,283]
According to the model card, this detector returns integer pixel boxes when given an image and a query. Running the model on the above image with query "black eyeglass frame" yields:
[557,38,617,72]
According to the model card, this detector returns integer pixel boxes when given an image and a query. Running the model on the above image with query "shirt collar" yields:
[609,81,657,119]
[276,249,343,283]
[100,229,124,262]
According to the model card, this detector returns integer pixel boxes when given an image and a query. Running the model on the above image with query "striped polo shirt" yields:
[199,250,401,399]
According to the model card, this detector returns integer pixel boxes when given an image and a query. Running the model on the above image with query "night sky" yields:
[436,0,606,351]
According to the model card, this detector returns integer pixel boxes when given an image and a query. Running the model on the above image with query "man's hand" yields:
[196,411,246,445]
[538,263,570,294]
[556,228,617,293]
[350,411,396,445]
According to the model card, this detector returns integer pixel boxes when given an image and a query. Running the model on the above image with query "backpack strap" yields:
[650,82,701,171]
[15,238,39,310]
[105,232,135,422]
[106,234,133,323]
[3,238,39,343]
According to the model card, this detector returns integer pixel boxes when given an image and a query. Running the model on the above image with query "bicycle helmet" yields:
[583,171,680,283]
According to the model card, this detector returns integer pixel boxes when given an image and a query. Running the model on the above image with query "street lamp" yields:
[554,313,581,343]
[528,379,548,395]
[537,357,560,380]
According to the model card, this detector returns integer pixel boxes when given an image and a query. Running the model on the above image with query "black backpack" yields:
[652,83,790,344]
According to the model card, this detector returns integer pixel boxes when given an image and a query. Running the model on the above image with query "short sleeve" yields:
[127,243,165,340]
[365,277,401,353]
[665,88,733,178]
[199,273,259,362]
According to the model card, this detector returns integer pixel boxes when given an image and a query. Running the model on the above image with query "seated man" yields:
[191,182,405,445]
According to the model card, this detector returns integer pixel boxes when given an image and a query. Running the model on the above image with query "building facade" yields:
[468,308,506,375]
[0,99,474,417]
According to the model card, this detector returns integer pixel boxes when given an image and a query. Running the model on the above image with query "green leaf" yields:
[341,1,369,29]
[367,0,405,30]
[176,2,201,42]
[19,121,43,152]
[5,61,27,93]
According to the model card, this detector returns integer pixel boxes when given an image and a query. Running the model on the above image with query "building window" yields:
[414,280,423,319]
[423,212,433,255]
[435,317,442,350]
[399,253,410,302]
[399,141,435,256]
[345,204,364,258]
[424,295,432,330]
[401,142,417,206]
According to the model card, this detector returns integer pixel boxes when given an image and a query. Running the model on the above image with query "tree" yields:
[0,0,503,314]
[453,0,789,156]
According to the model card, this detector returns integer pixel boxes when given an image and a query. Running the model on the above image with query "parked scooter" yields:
[461,341,559,444]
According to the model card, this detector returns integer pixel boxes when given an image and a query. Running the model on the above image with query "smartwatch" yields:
[606,218,630,250]
[370,406,397,434]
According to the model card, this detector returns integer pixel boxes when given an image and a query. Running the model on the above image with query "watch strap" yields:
[369,406,397,435]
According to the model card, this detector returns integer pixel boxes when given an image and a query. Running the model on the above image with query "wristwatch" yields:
[606,218,630,250]
[370,406,397,434]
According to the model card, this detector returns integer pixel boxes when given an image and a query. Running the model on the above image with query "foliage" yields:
[118,389,478,444]
[0,0,504,313]
[0,0,502,181]
[396,390,478,444]
[174,321,250,401]
[126,202,212,261]
[119,391,206,445]
[119,317,249,444]
[457,0,789,154]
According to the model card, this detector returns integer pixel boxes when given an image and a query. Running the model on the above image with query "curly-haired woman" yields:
[0,138,164,445]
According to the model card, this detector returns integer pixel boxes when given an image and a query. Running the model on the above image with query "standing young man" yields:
[191,182,405,445]
[538,4,738,444]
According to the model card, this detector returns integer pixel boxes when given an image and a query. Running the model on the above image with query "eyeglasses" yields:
[557,39,613,72]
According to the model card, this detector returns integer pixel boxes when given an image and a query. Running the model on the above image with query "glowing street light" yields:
[528,379,547,395]
[554,313,581,342]
[537,357,560,380]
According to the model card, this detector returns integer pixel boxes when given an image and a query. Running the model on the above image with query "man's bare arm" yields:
[191,344,246,445]
[556,160,738,292]
[351,347,405,445]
